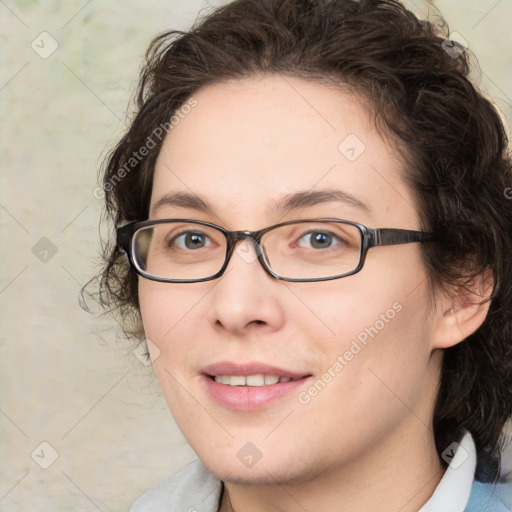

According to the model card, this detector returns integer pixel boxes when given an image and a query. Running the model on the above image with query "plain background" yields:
[1,1,511,510]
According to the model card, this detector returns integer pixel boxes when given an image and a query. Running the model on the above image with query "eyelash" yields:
[166,228,349,251]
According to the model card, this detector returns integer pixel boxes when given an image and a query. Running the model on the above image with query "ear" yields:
[432,269,493,350]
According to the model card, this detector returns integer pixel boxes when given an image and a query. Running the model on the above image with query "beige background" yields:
[1,1,511,510]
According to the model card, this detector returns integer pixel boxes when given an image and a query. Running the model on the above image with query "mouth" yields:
[209,374,305,386]
[201,362,312,411]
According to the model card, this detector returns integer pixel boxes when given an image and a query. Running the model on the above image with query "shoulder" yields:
[465,480,511,512]
[129,459,223,512]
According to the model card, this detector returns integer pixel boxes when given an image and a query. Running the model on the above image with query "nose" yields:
[206,237,285,335]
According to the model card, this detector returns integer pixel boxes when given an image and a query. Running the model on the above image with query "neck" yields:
[219,422,445,512]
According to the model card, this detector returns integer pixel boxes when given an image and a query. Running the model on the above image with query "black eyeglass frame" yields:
[117,218,435,283]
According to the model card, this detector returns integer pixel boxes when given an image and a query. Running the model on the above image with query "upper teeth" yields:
[214,374,293,386]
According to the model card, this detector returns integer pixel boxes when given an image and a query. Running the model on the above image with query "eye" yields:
[170,231,213,250]
[297,230,343,249]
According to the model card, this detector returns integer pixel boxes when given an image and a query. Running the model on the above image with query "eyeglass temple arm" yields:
[116,224,134,251]
[370,228,435,248]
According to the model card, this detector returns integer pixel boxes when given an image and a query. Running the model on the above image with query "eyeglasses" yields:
[116,218,435,283]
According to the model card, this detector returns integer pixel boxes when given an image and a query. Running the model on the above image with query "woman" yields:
[96,0,512,510]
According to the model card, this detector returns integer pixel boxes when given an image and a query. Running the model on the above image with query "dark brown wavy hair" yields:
[91,0,512,480]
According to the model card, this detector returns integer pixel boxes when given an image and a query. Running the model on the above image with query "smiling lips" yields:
[201,361,312,411]
[213,374,298,386]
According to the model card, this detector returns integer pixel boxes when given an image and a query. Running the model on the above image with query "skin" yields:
[138,74,490,512]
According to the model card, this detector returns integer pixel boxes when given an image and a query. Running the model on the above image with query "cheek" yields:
[138,279,199,345]
[290,285,434,452]
[343,289,433,402]
[294,257,435,397]
[290,264,428,352]
[138,280,200,415]
[137,279,201,383]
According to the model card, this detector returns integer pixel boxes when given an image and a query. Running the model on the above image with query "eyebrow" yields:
[150,189,371,216]
[151,191,210,214]
[273,189,371,215]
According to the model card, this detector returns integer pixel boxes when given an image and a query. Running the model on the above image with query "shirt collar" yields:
[419,430,477,512]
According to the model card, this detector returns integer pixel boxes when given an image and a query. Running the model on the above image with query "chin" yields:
[198,448,324,487]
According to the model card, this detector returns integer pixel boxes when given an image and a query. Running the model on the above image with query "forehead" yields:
[151,74,419,228]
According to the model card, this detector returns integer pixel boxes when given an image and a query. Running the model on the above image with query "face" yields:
[138,74,444,484]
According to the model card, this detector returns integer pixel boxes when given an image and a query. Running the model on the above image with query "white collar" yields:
[419,431,477,512]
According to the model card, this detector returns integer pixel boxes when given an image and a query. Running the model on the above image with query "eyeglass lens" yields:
[131,221,364,281]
